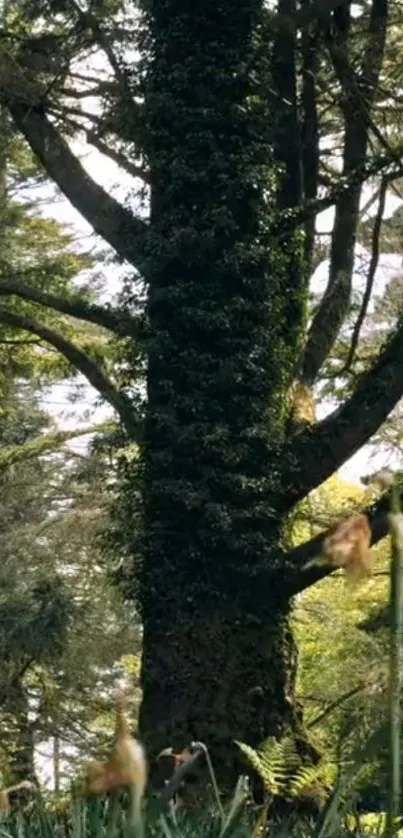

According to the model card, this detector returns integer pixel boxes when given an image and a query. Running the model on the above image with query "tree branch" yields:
[0,307,138,432]
[5,100,148,272]
[69,0,133,97]
[271,150,403,236]
[0,423,114,471]
[300,10,320,276]
[274,0,354,34]
[299,0,388,385]
[307,682,368,728]
[0,278,138,337]
[295,0,355,28]
[282,318,403,511]
[283,488,392,596]
[86,130,150,184]
[341,175,387,373]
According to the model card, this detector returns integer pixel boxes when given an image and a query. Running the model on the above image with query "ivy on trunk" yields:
[138,0,309,776]
[0,0,399,790]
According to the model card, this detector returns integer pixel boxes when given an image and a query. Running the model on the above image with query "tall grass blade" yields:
[218,775,249,838]
[192,742,225,825]
[386,482,403,838]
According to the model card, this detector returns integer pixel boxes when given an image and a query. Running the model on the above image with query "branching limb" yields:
[281,318,403,511]
[342,175,387,373]
[69,0,132,96]
[299,0,389,385]
[0,423,114,471]
[273,0,355,34]
[5,101,148,272]
[272,151,403,235]
[0,278,139,337]
[295,0,355,29]
[283,488,392,596]
[0,307,138,432]
[85,130,150,184]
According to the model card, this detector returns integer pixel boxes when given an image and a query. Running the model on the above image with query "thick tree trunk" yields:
[138,0,309,786]
[140,600,313,784]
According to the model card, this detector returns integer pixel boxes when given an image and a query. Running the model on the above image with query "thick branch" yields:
[5,101,148,272]
[0,308,137,431]
[295,0,355,28]
[273,0,355,34]
[282,318,403,510]
[299,0,388,385]
[283,489,391,596]
[0,278,138,337]
[0,424,113,471]
[300,11,320,275]
[271,0,302,212]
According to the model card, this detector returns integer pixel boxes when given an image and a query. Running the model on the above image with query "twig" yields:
[342,176,388,374]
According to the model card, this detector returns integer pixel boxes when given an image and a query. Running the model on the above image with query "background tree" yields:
[0,108,141,785]
[1,0,403,785]
[0,368,142,787]
[0,373,72,783]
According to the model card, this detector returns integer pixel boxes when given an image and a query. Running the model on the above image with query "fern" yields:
[288,764,323,798]
[235,735,324,801]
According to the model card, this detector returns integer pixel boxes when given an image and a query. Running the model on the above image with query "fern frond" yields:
[288,764,322,798]
[235,740,280,795]
[236,735,327,803]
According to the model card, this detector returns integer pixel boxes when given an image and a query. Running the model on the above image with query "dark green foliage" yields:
[0,579,72,664]
[123,0,312,771]
[137,0,306,605]
[0,380,71,659]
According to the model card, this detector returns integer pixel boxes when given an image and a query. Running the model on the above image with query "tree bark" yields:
[53,736,61,794]
[140,600,314,790]
[300,0,388,384]
[7,680,36,784]
[138,0,311,786]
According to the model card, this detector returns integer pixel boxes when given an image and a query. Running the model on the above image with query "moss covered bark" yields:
[138,0,310,781]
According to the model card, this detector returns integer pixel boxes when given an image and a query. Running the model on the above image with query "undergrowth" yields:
[1,477,402,838]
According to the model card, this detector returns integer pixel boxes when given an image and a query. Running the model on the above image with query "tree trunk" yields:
[53,735,60,793]
[7,680,36,783]
[140,601,314,784]
[139,0,309,786]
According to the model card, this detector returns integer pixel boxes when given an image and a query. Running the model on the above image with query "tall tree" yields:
[0,104,135,782]
[1,0,403,782]
[0,375,72,782]
[0,373,141,785]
